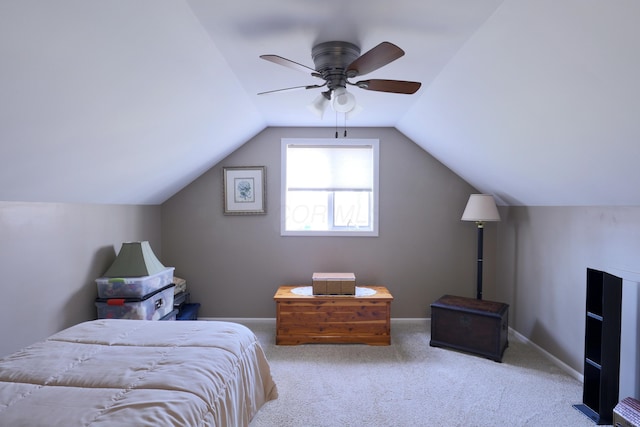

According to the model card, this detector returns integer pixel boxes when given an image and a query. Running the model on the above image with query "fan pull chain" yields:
[344,113,348,137]
[333,112,349,138]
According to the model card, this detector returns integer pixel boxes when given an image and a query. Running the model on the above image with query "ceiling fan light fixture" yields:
[307,92,330,118]
[346,103,363,120]
[331,87,356,113]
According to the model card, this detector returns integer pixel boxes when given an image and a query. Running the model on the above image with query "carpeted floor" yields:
[242,319,603,427]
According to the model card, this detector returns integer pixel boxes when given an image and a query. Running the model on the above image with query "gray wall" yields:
[496,206,640,398]
[0,201,162,357]
[161,127,493,318]
[2,129,637,398]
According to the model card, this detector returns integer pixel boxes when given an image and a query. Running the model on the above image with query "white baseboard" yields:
[508,327,583,382]
[198,317,276,325]
[391,317,430,325]
[197,317,430,325]
[198,317,583,382]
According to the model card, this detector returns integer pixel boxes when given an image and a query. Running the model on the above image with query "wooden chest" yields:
[274,285,393,345]
[430,294,509,362]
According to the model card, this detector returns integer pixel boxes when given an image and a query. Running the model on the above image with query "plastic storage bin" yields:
[96,267,175,298]
[160,309,179,321]
[95,284,175,320]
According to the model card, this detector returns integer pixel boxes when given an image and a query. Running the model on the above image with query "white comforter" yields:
[0,319,277,426]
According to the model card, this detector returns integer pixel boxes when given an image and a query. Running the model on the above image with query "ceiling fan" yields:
[259,41,422,117]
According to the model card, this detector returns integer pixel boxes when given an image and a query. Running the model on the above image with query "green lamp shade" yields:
[103,241,166,277]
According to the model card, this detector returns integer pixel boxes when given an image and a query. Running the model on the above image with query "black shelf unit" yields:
[573,268,622,425]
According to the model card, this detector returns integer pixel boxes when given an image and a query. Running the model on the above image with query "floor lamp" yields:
[461,194,501,300]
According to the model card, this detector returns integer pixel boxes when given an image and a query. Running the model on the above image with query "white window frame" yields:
[281,138,379,237]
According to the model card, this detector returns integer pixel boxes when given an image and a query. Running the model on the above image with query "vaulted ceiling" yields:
[1,1,639,206]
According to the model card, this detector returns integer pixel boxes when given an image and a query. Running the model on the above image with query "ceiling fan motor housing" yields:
[311,41,360,91]
[258,40,420,98]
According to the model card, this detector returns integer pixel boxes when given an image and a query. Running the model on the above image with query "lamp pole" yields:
[461,194,500,301]
[475,221,484,300]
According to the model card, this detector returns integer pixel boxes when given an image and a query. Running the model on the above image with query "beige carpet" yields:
[242,319,603,427]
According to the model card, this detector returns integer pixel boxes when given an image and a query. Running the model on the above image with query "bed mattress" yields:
[0,319,277,426]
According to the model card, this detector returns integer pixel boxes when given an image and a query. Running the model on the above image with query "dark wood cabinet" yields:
[430,294,509,362]
[574,268,622,425]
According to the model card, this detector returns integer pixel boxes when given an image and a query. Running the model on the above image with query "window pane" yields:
[281,138,379,237]
[285,191,330,231]
[334,191,371,227]
[287,145,373,190]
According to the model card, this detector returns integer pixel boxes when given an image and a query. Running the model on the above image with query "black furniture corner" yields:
[573,268,622,425]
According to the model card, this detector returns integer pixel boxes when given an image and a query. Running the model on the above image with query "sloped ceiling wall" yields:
[399,1,640,205]
[0,1,264,204]
[1,1,639,206]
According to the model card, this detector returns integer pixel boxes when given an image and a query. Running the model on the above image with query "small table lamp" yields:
[461,194,501,299]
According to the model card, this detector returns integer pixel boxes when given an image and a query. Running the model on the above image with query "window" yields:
[281,138,379,236]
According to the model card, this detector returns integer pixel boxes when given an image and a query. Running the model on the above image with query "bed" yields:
[0,319,277,426]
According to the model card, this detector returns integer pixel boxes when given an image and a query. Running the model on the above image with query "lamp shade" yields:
[461,194,501,222]
[102,241,166,277]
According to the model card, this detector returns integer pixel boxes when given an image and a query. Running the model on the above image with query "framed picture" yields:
[223,166,266,215]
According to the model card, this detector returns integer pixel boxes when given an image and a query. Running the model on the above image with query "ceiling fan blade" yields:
[260,54,319,76]
[353,79,421,94]
[258,83,326,95]
[346,42,405,77]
